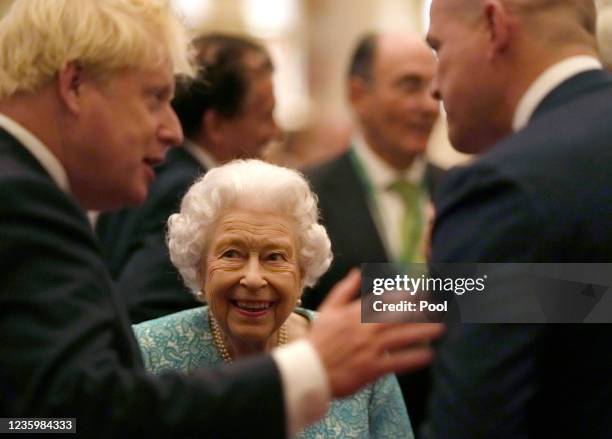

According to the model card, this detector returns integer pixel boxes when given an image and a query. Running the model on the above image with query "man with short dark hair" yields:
[305,32,442,308]
[304,31,443,433]
[424,0,612,437]
[96,33,281,323]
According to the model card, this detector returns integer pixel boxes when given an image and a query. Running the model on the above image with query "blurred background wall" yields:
[0,0,12,15]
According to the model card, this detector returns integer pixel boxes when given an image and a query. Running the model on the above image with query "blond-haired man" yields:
[0,1,443,436]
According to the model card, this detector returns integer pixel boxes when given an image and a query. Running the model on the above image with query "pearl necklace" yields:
[209,310,288,363]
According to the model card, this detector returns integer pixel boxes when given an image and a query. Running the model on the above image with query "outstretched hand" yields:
[308,269,444,398]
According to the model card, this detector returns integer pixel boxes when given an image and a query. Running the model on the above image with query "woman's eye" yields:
[221,249,241,259]
[267,252,286,262]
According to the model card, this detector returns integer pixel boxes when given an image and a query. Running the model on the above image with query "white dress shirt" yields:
[183,139,219,170]
[513,56,602,132]
[352,134,427,260]
[0,113,70,192]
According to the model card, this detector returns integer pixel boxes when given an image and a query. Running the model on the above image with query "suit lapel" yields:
[424,162,446,198]
[0,128,56,184]
[323,151,389,261]
[165,145,207,175]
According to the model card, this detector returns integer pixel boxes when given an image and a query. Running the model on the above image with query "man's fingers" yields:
[319,269,361,310]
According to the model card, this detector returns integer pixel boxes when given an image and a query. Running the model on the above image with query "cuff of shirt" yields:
[272,339,331,437]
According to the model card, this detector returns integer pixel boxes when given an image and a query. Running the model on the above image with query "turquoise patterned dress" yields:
[134,306,414,439]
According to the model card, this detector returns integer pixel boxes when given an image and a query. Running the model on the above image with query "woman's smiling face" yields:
[201,209,302,354]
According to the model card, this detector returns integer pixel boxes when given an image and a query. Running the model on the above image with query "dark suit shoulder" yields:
[436,76,612,263]
[304,151,354,190]
[0,157,96,253]
[424,162,446,197]
[477,70,612,183]
[152,147,205,200]
[137,148,204,230]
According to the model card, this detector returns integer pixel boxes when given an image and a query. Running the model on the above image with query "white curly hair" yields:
[167,159,333,294]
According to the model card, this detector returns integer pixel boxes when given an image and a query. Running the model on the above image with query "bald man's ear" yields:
[57,61,85,114]
[484,0,512,59]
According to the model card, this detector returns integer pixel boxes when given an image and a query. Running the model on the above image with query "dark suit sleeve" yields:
[114,224,197,323]
[97,172,198,323]
[0,175,285,438]
[425,164,545,439]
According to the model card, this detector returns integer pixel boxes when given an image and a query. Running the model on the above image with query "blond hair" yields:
[0,0,193,99]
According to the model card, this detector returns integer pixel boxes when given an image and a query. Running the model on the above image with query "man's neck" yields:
[361,131,417,172]
[192,132,235,164]
[506,44,600,130]
[0,90,62,160]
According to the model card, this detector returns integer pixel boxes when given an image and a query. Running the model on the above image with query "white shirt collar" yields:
[352,133,426,190]
[183,139,218,170]
[512,56,602,132]
[0,113,70,193]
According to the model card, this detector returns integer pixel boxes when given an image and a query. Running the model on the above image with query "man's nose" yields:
[430,75,442,102]
[421,88,441,118]
[240,255,267,290]
[159,106,184,147]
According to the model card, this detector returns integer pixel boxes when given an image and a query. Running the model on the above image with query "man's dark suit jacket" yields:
[304,149,445,309]
[427,70,612,438]
[96,147,205,322]
[304,149,444,434]
[0,131,284,437]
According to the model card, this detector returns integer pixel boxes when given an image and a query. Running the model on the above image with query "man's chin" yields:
[127,187,149,207]
[449,130,485,155]
[97,187,149,212]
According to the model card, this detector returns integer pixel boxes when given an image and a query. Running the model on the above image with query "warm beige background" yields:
[0,0,13,15]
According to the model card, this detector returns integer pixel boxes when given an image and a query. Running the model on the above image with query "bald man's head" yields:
[427,0,598,153]
[442,0,596,49]
[348,32,439,169]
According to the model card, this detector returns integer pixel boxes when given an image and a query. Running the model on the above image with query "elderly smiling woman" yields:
[134,159,413,438]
